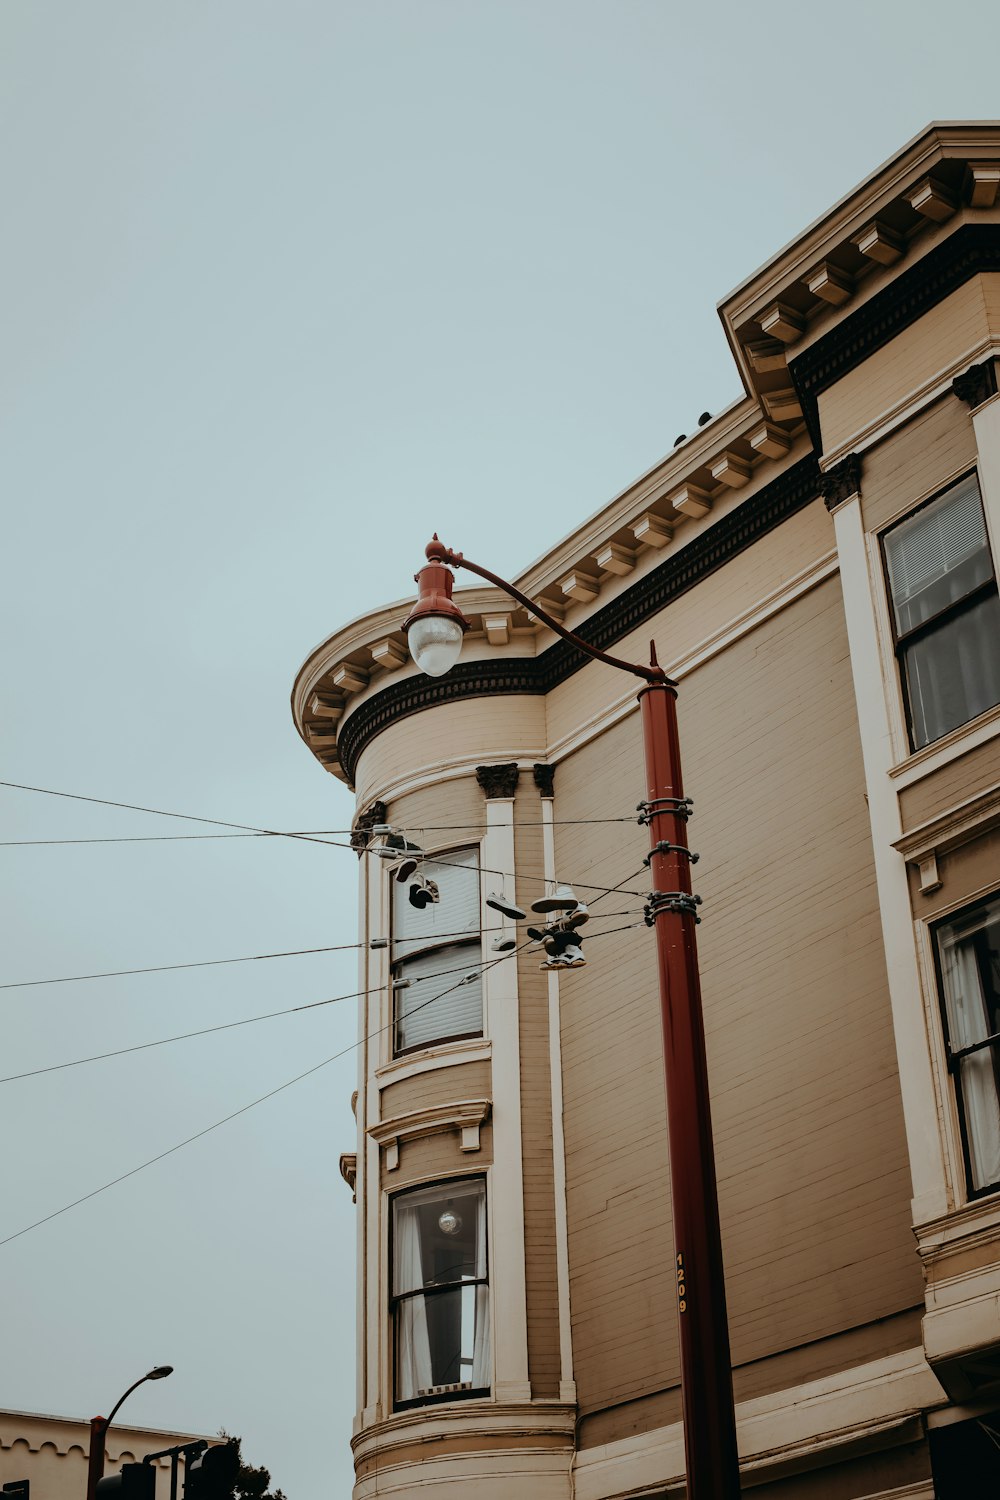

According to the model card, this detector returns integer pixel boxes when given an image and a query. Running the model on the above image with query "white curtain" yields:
[471,1188,491,1388]
[942,937,1000,1191]
[395,1203,432,1399]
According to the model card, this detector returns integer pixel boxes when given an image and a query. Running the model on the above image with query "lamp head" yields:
[402,537,471,677]
[146,1366,173,1380]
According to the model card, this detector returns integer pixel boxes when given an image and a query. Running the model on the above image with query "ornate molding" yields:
[952,356,998,410]
[339,1152,357,1202]
[351,800,387,855]
[337,454,821,783]
[819,453,862,512]
[476,763,520,799]
[533,763,556,798]
[368,1099,492,1172]
[791,224,1000,445]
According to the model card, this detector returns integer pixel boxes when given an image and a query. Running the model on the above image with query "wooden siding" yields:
[380,1059,492,1122]
[355,696,547,810]
[859,393,978,535]
[544,500,834,753]
[899,738,1000,831]
[909,827,1000,919]
[380,1121,494,1191]
[552,575,920,1417]
[513,778,561,1398]
[818,275,999,459]
[388,770,487,845]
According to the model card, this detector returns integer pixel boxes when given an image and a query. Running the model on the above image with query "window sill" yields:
[888,699,1000,789]
[368,1098,492,1171]
[375,1036,491,1089]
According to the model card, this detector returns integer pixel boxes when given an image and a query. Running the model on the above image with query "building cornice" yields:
[335,454,821,784]
[292,125,1000,789]
[790,223,1000,445]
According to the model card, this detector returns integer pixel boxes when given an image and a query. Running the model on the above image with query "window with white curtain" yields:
[392,846,482,1054]
[935,893,1000,1196]
[391,1178,490,1407]
[883,472,1000,750]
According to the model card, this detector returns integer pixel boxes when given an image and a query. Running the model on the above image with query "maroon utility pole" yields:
[403,539,742,1498]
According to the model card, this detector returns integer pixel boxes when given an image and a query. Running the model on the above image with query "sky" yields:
[2,4,999,1497]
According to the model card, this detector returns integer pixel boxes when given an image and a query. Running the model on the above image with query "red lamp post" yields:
[403,537,741,1499]
[86,1366,173,1500]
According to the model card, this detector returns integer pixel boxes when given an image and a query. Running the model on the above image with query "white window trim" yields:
[833,492,952,1224]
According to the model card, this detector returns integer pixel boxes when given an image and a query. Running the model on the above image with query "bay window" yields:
[391,1178,490,1407]
[392,845,482,1054]
[935,893,1000,1196]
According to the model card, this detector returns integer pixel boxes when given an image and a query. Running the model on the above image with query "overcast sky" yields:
[3,5,999,1497]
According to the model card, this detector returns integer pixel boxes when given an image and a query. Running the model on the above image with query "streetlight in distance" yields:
[86,1366,174,1500]
[403,536,741,1500]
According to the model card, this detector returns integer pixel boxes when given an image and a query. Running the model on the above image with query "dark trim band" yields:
[338,453,822,782]
[791,224,1000,446]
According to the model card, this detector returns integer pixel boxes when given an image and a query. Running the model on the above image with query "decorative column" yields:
[534,764,576,1404]
[476,762,531,1401]
[824,459,951,1223]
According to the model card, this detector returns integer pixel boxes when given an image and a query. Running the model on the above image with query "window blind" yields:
[395,948,482,1052]
[885,474,988,626]
[393,847,481,952]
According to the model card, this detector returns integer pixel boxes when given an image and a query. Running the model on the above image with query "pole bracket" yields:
[637,797,693,824]
[643,841,699,867]
[644,890,702,925]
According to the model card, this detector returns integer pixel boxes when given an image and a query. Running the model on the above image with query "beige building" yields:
[293,122,1000,1496]
[0,1410,209,1500]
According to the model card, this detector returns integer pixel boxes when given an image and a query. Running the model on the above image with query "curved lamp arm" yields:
[434,540,671,686]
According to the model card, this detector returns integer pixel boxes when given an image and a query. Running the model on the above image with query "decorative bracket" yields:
[476,763,520,799]
[952,357,998,412]
[352,800,388,856]
[819,453,862,512]
[339,1153,357,1202]
[368,1098,492,1171]
[533,763,556,799]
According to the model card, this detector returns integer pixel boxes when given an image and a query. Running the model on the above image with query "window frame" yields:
[388,1174,491,1411]
[880,469,1000,752]
[390,842,484,1058]
[931,891,1000,1202]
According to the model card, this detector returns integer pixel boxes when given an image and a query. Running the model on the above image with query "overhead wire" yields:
[2,778,651,900]
[0,916,645,1081]
[0,918,647,1246]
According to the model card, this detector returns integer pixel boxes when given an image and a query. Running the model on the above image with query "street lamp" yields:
[403,536,741,1499]
[86,1366,174,1500]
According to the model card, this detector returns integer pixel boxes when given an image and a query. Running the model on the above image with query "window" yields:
[392,846,482,1054]
[883,472,1000,750]
[935,893,1000,1196]
[391,1179,490,1407]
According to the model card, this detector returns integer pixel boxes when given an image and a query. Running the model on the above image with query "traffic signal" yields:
[96,1464,155,1500]
[185,1439,240,1500]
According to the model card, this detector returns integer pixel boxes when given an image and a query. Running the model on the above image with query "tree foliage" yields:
[217,1433,287,1500]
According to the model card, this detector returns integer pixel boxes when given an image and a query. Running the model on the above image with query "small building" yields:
[0,1410,210,1500]
[293,121,1000,1497]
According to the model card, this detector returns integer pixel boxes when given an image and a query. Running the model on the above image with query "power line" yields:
[0,780,352,851]
[0,817,639,846]
[0,942,367,991]
[0,920,647,1246]
[0,938,527,1248]
[1,915,643,1078]
[0,985,380,1082]
[1,779,650,899]
[0,909,642,993]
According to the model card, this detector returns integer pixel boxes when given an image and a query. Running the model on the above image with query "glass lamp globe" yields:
[408,615,464,677]
[438,1206,463,1236]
